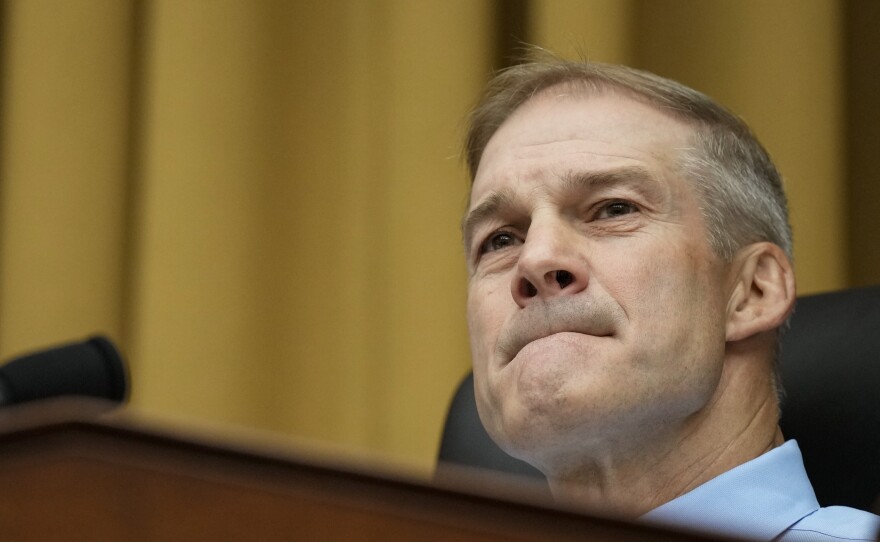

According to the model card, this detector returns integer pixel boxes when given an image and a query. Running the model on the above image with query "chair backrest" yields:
[437,286,880,512]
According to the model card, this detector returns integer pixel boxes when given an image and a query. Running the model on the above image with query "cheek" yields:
[467,275,511,332]
[467,280,518,427]
[609,239,726,340]
[466,287,503,441]
[466,283,503,372]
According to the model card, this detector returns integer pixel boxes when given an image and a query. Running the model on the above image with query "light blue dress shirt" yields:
[641,440,880,540]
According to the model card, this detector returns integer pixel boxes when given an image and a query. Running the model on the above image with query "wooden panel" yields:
[0,401,721,542]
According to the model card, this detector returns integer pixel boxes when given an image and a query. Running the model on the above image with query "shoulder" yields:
[779,505,880,541]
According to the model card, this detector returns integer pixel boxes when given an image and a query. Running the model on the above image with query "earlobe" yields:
[725,243,796,343]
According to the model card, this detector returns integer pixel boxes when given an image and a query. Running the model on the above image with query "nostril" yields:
[556,270,574,288]
[522,280,538,298]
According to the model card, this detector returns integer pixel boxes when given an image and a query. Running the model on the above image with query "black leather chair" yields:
[438,286,880,512]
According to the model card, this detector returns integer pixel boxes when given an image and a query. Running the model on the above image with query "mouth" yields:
[495,296,625,367]
[494,298,618,366]
[502,330,612,365]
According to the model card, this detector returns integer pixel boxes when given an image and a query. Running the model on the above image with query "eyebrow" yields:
[461,166,661,252]
[461,188,517,252]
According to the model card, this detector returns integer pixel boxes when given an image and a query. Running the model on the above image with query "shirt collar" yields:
[640,440,819,540]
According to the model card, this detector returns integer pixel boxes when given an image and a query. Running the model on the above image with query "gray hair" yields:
[464,58,793,263]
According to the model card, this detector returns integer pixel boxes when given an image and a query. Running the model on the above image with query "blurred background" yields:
[0,0,877,476]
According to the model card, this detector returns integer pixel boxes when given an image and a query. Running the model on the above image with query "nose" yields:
[511,218,589,307]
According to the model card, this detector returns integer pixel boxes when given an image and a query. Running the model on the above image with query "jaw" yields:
[476,334,724,474]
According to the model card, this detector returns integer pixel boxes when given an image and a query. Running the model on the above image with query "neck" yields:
[544,353,782,517]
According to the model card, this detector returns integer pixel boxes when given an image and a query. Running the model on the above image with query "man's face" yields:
[464,90,733,473]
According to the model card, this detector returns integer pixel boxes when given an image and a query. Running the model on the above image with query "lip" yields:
[500,328,613,367]
[516,330,581,355]
[493,297,619,366]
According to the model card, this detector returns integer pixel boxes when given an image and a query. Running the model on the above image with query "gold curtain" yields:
[0,0,875,474]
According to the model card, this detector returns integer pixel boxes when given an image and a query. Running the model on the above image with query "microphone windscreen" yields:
[0,336,128,407]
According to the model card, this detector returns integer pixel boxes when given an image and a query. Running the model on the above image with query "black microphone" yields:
[0,336,128,407]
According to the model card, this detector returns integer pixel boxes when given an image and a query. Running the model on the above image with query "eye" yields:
[479,231,520,254]
[595,200,639,220]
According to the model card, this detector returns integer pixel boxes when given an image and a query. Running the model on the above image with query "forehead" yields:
[469,90,695,207]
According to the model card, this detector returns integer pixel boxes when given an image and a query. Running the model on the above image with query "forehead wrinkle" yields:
[559,165,664,197]
[558,166,676,217]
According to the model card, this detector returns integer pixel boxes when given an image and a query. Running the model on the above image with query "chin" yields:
[488,393,580,465]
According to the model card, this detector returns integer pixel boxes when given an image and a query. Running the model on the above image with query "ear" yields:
[725,242,796,342]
